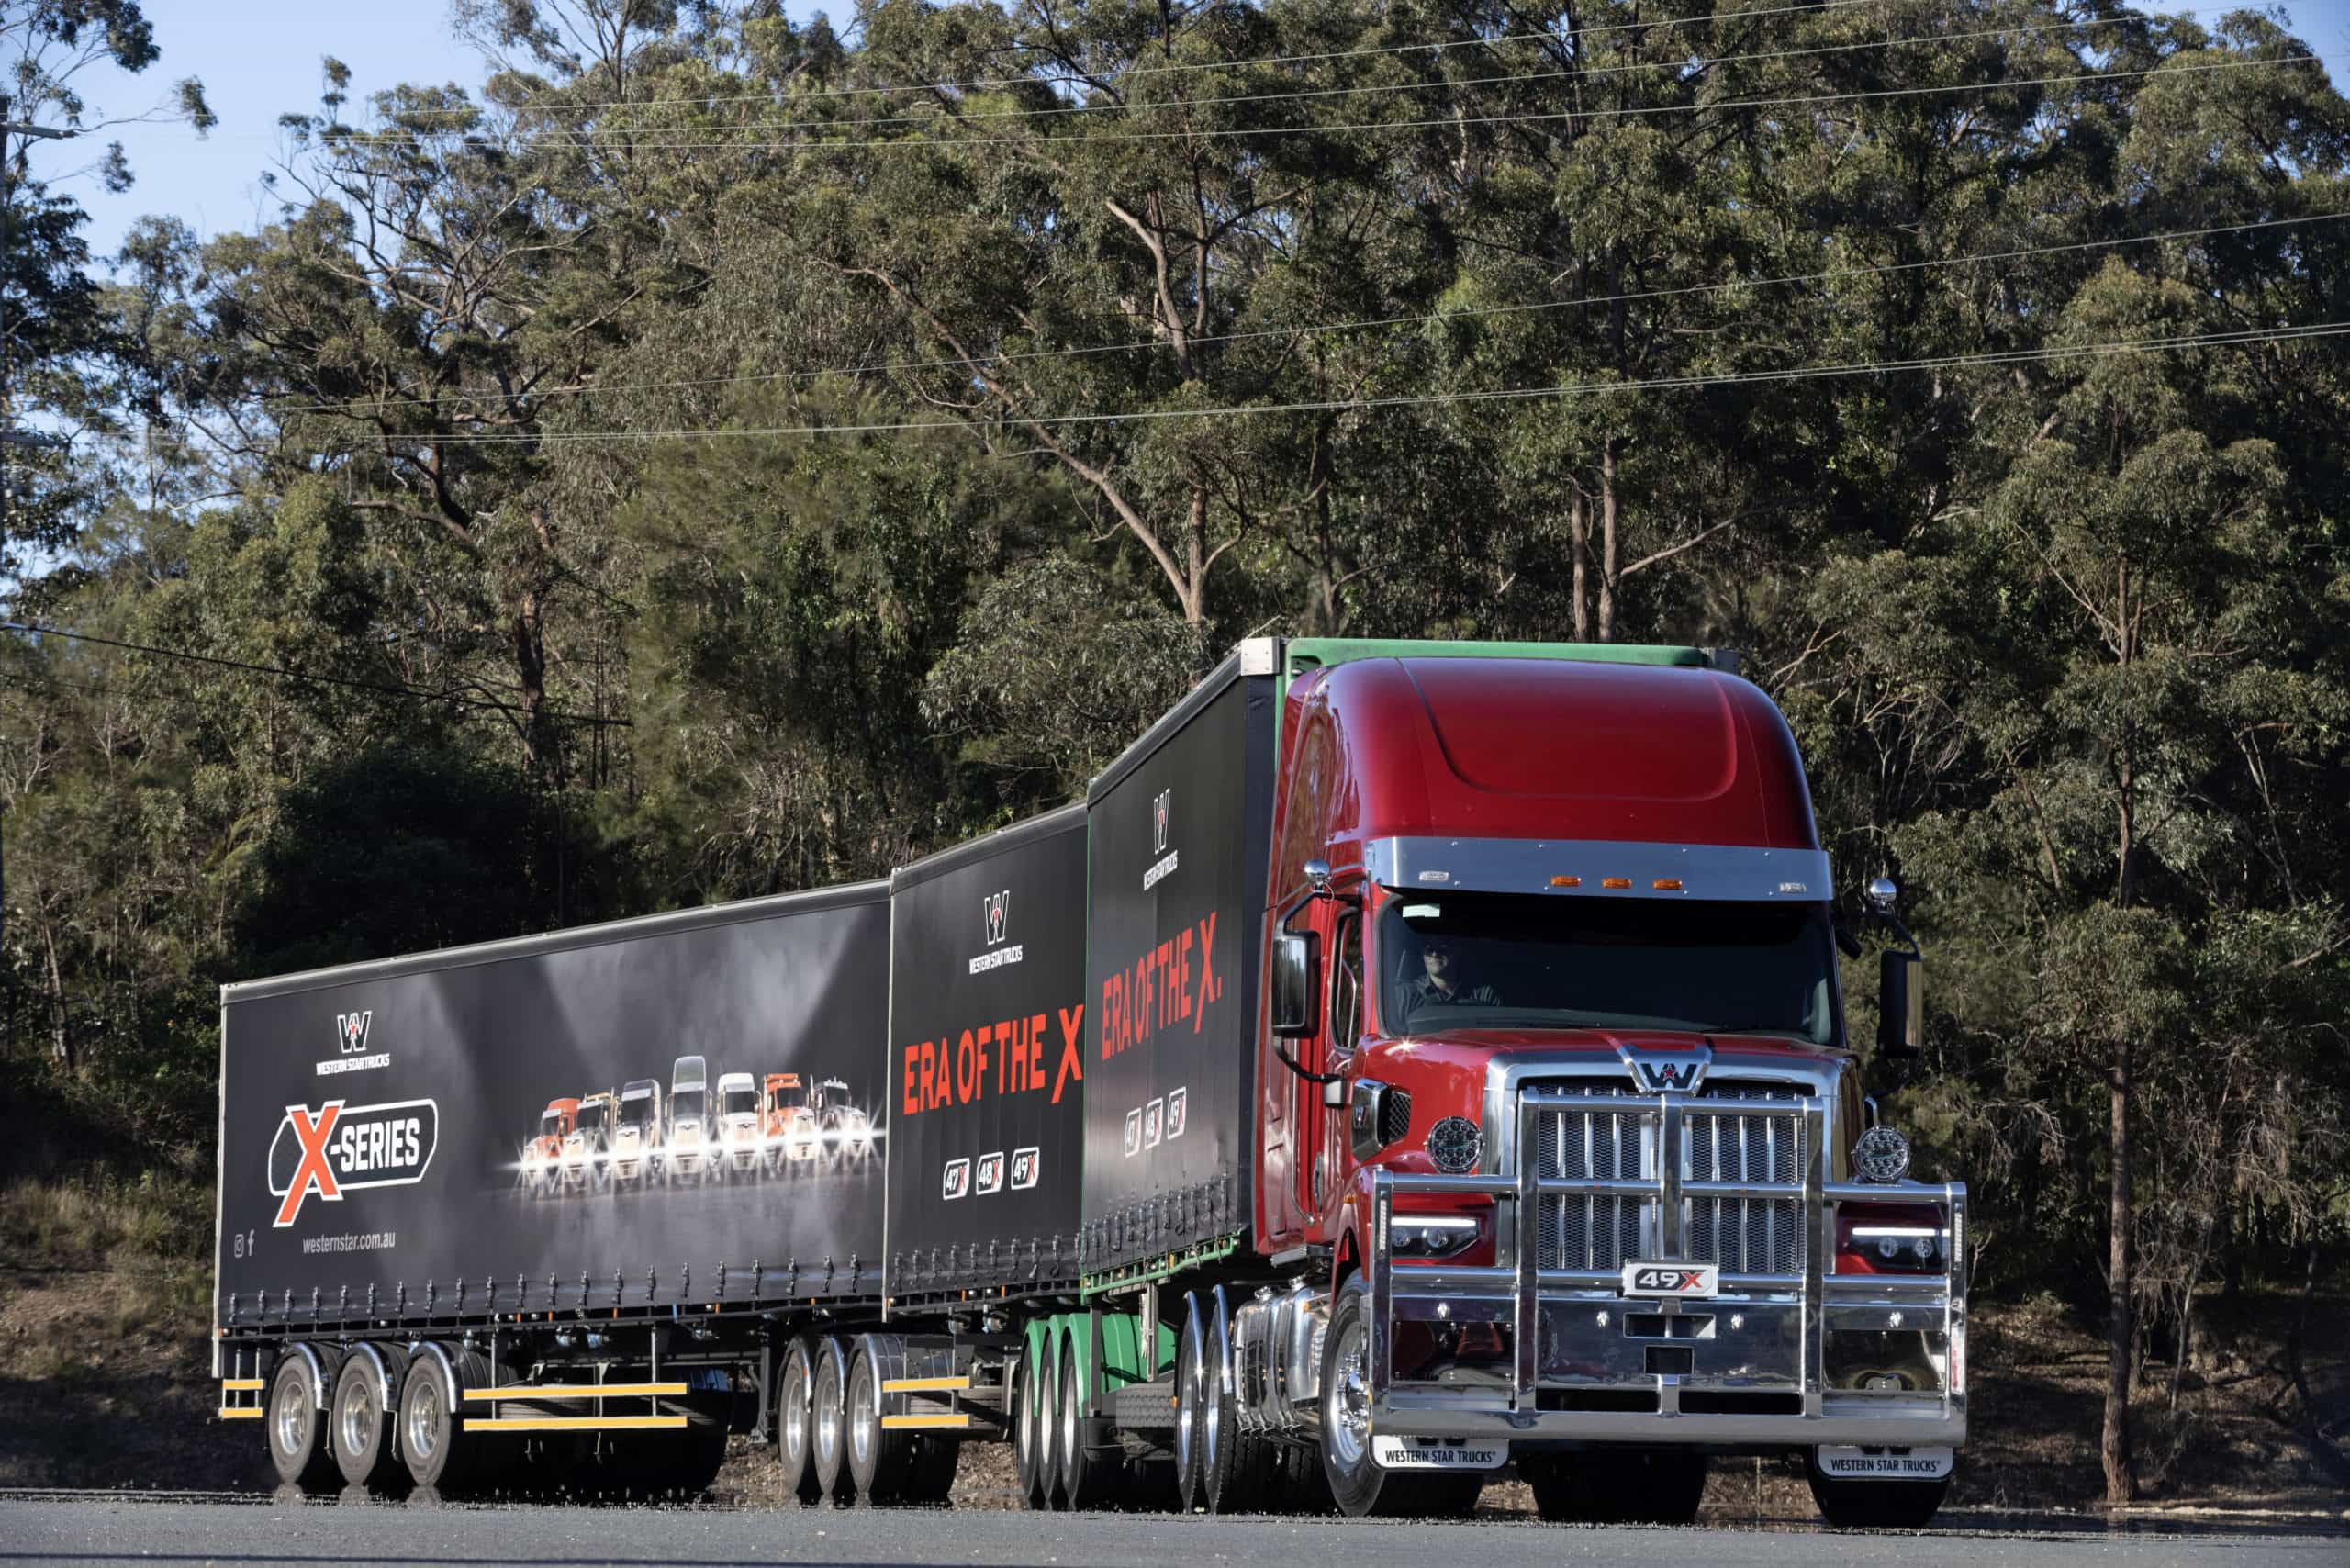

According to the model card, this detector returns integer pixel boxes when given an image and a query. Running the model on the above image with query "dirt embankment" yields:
[6,1217,2344,1521]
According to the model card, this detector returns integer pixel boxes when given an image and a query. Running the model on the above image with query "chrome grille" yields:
[1529,1081,1806,1276]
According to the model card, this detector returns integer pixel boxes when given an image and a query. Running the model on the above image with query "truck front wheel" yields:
[1805,1452,1951,1529]
[265,1349,341,1492]
[1317,1279,1480,1518]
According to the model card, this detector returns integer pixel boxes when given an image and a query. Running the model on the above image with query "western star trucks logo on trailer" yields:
[318,1010,390,1076]
[1143,788,1178,890]
[969,890,1023,974]
[266,1098,440,1226]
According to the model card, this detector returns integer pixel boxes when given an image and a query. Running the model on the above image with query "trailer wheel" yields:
[1012,1349,1047,1506]
[1201,1291,1269,1514]
[775,1338,821,1505]
[811,1337,856,1505]
[846,1345,914,1503]
[1037,1331,1068,1509]
[265,1348,342,1492]
[330,1348,408,1492]
[904,1431,960,1505]
[397,1347,474,1493]
[1057,1335,1121,1511]
[1173,1294,1206,1512]
[1317,1277,1480,1518]
[1805,1451,1950,1529]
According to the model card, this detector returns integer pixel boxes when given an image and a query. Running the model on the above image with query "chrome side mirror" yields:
[1865,877,1898,915]
[1304,857,1333,897]
[1271,931,1319,1037]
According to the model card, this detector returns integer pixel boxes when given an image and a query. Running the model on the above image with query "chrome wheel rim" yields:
[781,1358,809,1470]
[404,1380,441,1465]
[335,1373,373,1462]
[273,1372,308,1463]
[850,1363,874,1469]
[1174,1311,1201,1490]
[1325,1316,1371,1473]
[815,1358,840,1469]
[1058,1346,1080,1502]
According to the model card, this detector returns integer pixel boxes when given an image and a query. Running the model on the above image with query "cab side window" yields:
[1330,913,1363,1050]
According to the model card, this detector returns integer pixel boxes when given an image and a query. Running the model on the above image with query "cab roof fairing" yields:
[1270,656,1821,910]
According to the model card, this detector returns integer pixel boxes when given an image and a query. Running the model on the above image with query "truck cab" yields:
[563,1090,614,1190]
[811,1076,875,1164]
[522,1096,579,1194]
[764,1071,817,1167]
[666,1055,711,1182]
[610,1079,664,1184]
[714,1070,763,1175]
[1254,647,1962,1525]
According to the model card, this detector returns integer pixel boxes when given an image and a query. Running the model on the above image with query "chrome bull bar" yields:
[1366,1091,1968,1448]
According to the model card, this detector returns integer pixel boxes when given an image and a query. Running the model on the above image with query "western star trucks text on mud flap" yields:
[210,637,1966,1528]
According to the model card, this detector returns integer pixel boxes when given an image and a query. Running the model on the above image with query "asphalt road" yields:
[1,1498,2344,1568]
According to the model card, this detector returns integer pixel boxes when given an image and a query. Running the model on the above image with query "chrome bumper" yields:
[1367,1091,1967,1452]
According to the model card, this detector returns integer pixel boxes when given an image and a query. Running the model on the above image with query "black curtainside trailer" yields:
[216,881,892,1333]
[1079,649,1278,1276]
[885,803,1089,1301]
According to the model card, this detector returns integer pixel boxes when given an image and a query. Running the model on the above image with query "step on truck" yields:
[214,638,1964,1525]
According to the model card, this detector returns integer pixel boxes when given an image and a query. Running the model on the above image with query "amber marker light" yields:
[1652,879,1684,891]
[1601,877,1633,890]
[1550,875,1582,887]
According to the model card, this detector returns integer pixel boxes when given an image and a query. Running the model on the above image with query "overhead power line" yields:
[310,0,1954,118]
[0,622,631,727]
[266,211,2350,419]
[286,16,2098,147]
[267,52,2305,157]
[321,320,2350,446]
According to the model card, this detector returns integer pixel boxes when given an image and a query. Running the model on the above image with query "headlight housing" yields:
[1390,1213,1482,1260]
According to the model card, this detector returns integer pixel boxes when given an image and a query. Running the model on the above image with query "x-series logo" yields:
[982,890,1010,946]
[276,1103,342,1226]
[337,1011,373,1054]
[267,1097,439,1227]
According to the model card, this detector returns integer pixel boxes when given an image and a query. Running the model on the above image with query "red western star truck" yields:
[213,638,1964,1527]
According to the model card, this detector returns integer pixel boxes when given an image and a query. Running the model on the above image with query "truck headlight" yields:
[1390,1214,1481,1259]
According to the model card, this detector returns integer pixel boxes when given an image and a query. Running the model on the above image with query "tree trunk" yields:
[1569,487,1591,640]
[1597,436,1623,643]
[1183,484,1209,624]
[2103,1038,2137,1505]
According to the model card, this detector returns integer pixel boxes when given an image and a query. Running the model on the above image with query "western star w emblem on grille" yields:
[1618,1040,1711,1093]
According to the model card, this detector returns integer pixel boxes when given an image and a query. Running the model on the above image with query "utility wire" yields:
[269,52,2303,155]
[265,211,2350,419]
[318,320,2350,446]
[315,0,1956,118]
[0,621,632,727]
[286,16,2098,147]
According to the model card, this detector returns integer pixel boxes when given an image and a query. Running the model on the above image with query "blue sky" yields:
[28,0,2350,266]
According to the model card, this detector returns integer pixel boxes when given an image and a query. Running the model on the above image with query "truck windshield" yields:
[620,1095,652,1130]
[1377,892,1839,1046]
[576,1103,606,1134]
[539,1111,564,1137]
[723,1087,758,1117]
[671,1089,705,1121]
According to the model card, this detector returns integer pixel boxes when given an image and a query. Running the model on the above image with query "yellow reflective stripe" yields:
[220,1378,265,1390]
[880,1375,970,1394]
[217,1406,264,1419]
[462,1415,688,1432]
[880,1413,970,1429]
[460,1383,687,1400]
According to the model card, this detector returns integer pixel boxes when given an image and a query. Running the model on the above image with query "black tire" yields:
[1317,1278,1481,1518]
[1013,1348,1048,1507]
[1038,1331,1068,1509]
[847,1346,915,1504]
[1173,1294,1206,1513]
[1524,1449,1707,1524]
[1280,1439,1337,1515]
[265,1348,341,1492]
[811,1337,856,1505]
[905,1430,961,1505]
[1805,1452,1951,1529]
[397,1348,472,1493]
[1058,1335,1121,1511]
[330,1348,408,1492]
[776,1338,821,1505]
[1202,1290,1270,1514]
